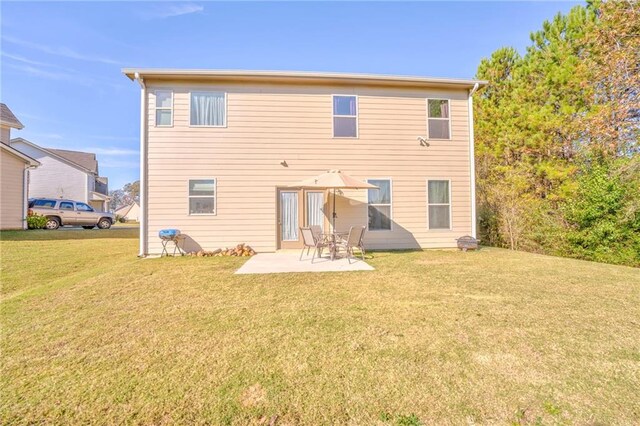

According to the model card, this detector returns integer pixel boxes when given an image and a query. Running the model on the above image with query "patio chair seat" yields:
[333,226,366,263]
[300,227,331,262]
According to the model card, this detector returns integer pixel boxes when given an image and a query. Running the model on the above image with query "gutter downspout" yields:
[135,72,148,257]
[22,163,37,229]
[22,166,29,229]
[468,82,479,239]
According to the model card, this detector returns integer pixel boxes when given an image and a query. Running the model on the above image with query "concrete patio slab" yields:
[235,251,374,274]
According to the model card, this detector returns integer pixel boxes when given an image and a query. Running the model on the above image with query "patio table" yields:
[321,231,349,260]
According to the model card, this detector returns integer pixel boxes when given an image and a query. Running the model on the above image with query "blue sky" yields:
[1,1,580,190]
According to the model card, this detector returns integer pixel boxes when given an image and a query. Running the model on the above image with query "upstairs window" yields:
[333,95,357,138]
[155,90,173,127]
[367,179,392,231]
[190,92,226,127]
[427,99,450,139]
[427,180,451,229]
[189,179,216,215]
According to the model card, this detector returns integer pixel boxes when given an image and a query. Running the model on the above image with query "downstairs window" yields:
[189,179,216,215]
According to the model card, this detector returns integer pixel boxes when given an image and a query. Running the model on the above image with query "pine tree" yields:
[474,0,640,265]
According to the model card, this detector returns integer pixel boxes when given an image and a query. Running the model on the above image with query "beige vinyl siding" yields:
[0,127,10,144]
[0,149,26,230]
[144,81,472,253]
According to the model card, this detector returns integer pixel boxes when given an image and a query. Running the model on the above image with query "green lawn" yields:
[1,229,639,425]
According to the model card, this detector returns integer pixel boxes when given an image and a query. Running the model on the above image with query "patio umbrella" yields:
[295,170,378,230]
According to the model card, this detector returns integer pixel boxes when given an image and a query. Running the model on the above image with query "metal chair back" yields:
[357,226,366,246]
[309,225,322,241]
[300,227,317,247]
[347,226,364,246]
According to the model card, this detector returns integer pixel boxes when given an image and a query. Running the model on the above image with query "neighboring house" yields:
[123,69,486,256]
[9,138,110,212]
[0,104,40,230]
[115,201,140,222]
[1,103,24,144]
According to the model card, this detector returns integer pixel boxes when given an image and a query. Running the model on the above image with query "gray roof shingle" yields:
[0,104,24,129]
[48,148,98,174]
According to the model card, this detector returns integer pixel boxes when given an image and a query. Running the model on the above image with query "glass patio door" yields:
[306,191,324,231]
[281,191,298,241]
[278,189,303,249]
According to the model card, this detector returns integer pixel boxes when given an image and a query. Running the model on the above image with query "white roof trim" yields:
[9,138,96,175]
[0,143,40,166]
[123,69,487,89]
[1,119,24,130]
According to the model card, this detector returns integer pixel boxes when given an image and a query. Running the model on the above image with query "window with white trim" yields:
[367,179,391,231]
[190,92,226,127]
[189,179,216,215]
[427,99,450,139]
[155,90,173,127]
[333,95,357,137]
[428,180,451,229]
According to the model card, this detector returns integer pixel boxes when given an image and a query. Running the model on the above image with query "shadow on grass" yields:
[1,228,139,241]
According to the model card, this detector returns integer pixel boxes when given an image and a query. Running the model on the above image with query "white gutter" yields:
[22,166,29,229]
[122,68,487,89]
[22,163,38,229]
[135,72,148,257]
[470,82,480,97]
[468,82,479,238]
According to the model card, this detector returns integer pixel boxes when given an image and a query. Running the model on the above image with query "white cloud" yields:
[29,132,65,140]
[3,60,124,90]
[140,3,204,20]
[86,135,138,142]
[3,63,95,86]
[2,35,120,65]
[12,112,61,125]
[99,159,139,169]
[89,147,139,156]
[2,52,80,74]
[2,52,54,68]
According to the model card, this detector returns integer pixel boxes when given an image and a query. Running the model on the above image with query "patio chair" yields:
[309,225,323,241]
[300,227,330,262]
[334,226,366,263]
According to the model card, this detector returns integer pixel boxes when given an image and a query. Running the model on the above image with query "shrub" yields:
[562,159,640,267]
[27,213,47,229]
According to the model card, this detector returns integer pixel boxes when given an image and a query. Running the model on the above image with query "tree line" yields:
[109,180,140,211]
[474,0,639,266]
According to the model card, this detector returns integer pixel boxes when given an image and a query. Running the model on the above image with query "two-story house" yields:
[9,138,110,212]
[0,104,40,230]
[123,69,485,256]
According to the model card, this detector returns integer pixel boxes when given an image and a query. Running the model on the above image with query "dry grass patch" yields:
[241,383,268,408]
[1,230,639,424]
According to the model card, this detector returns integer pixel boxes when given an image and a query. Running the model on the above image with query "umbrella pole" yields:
[332,188,336,231]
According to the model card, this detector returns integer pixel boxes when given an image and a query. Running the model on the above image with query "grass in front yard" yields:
[111,221,140,228]
[1,229,639,424]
